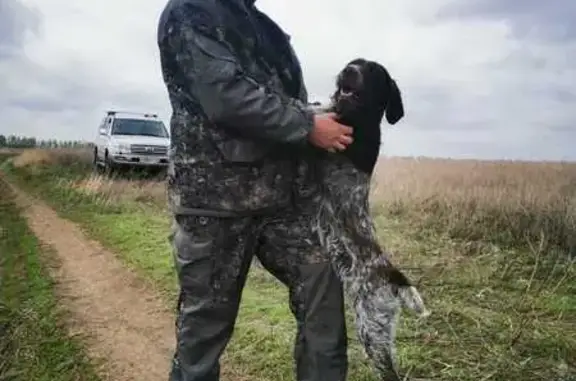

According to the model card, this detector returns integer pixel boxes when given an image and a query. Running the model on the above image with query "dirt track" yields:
[4,178,176,381]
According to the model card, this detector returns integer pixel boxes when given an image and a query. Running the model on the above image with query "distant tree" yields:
[1,135,36,148]
[0,135,95,149]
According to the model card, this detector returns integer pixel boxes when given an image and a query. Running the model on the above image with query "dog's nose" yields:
[341,65,362,87]
[342,66,358,79]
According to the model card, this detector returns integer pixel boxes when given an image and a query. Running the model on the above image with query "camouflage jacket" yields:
[157,0,319,216]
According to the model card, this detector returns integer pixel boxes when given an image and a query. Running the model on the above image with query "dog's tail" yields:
[398,285,430,317]
[384,266,431,317]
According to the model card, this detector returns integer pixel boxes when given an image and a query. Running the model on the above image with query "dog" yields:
[311,58,430,380]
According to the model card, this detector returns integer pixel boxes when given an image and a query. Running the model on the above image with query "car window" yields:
[111,118,169,138]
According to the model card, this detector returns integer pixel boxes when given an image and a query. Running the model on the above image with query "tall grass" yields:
[371,158,576,254]
[16,148,576,254]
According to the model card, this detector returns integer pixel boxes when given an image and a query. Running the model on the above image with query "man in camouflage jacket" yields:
[157,0,354,380]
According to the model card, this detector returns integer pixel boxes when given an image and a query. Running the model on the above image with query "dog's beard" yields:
[333,93,360,117]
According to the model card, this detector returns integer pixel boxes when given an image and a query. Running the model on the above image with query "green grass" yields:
[0,177,101,381]
[0,152,18,168]
[4,162,576,381]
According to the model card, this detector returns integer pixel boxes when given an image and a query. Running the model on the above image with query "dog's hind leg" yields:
[353,271,429,381]
[354,288,403,381]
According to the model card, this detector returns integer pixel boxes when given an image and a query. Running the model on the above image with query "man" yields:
[156,0,353,380]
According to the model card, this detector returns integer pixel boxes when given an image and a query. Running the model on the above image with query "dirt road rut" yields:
[5,179,176,381]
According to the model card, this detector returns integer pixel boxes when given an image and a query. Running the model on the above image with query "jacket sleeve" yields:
[167,16,315,145]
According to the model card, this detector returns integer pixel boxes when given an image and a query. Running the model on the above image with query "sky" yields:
[1,0,575,161]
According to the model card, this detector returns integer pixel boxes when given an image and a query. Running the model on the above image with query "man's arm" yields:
[166,15,314,144]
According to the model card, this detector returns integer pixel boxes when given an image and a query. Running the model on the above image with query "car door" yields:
[96,117,112,159]
[96,117,106,159]
[102,117,114,156]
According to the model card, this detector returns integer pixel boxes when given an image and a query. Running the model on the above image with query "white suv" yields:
[93,111,170,173]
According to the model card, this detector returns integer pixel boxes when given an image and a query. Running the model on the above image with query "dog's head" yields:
[331,58,404,126]
[327,58,404,174]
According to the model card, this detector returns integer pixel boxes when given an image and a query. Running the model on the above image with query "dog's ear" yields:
[385,79,404,125]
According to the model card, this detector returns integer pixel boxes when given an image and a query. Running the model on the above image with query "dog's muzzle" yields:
[338,64,363,98]
[334,64,363,115]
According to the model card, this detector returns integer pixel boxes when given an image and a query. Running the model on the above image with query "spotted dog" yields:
[311,59,431,380]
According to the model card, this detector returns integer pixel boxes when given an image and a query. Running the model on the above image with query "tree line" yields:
[0,135,93,149]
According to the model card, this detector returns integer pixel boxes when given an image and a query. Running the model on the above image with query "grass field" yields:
[3,148,575,381]
[0,170,100,381]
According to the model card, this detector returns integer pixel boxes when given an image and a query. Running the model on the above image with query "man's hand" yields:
[308,113,353,152]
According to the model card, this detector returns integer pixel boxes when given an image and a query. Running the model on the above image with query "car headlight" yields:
[110,143,130,153]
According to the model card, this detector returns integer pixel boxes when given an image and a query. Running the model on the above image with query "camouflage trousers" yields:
[168,198,348,381]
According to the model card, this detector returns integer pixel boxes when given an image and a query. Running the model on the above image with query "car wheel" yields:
[103,153,115,177]
[92,150,102,173]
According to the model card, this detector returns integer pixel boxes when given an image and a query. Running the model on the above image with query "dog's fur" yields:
[312,58,430,380]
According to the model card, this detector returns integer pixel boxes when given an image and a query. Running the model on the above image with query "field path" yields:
[3,177,176,380]
[1,177,247,381]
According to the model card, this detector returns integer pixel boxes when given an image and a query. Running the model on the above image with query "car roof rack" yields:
[106,110,158,118]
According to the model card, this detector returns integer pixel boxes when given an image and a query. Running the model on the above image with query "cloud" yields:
[0,0,168,141]
[439,0,576,42]
[0,0,574,160]
[0,0,40,58]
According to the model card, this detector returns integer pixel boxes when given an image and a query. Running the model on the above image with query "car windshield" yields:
[111,118,169,138]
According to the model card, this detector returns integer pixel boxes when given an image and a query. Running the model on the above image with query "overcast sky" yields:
[1,0,575,161]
